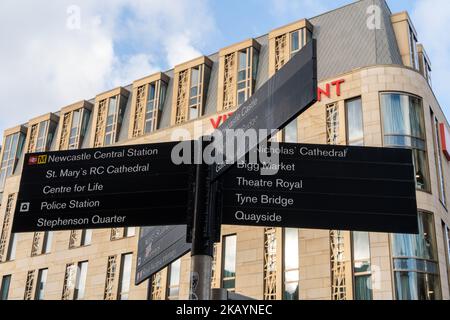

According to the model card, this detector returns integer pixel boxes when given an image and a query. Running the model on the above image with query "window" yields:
[35,121,49,152]
[283,120,298,143]
[381,93,430,191]
[409,27,419,70]
[352,232,372,300]
[0,275,11,300]
[237,50,250,106]
[74,261,88,300]
[144,82,166,134]
[118,253,133,300]
[80,229,92,246]
[392,212,442,300]
[346,97,364,146]
[431,110,446,206]
[289,28,310,58]
[166,259,181,300]
[283,228,299,300]
[222,235,237,291]
[35,268,48,300]
[42,231,53,254]
[29,119,57,153]
[124,227,136,238]
[6,233,18,261]
[442,223,450,291]
[189,67,202,120]
[104,96,118,146]
[66,108,91,150]
[0,132,25,190]
[222,44,259,110]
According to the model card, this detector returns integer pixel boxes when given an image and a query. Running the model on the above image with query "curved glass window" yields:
[392,212,442,300]
[381,93,430,191]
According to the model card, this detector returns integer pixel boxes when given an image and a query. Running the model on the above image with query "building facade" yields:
[1,0,450,300]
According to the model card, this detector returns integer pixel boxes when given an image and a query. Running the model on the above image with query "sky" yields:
[0,0,449,137]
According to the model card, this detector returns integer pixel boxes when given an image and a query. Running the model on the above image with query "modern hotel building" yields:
[1,0,450,300]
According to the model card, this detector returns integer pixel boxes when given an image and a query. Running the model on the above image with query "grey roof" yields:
[310,0,402,80]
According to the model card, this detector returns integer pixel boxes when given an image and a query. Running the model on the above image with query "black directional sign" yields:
[213,39,317,178]
[218,143,419,234]
[12,142,194,232]
[136,225,191,285]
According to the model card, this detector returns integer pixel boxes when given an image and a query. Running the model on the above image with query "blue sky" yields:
[0,0,449,135]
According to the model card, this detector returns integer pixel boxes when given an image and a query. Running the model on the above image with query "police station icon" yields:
[20,202,30,213]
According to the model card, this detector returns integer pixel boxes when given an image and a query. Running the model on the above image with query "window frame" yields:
[345,96,365,146]
[379,91,431,193]
[221,234,237,292]
[389,210,442,300]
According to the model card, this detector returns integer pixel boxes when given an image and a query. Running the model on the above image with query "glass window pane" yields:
[119,253,132,300]
[35,269,48,300]
[222,235,236,287]
[346,97,364,146]
[237,91,246,106]
[1,275,11,300]
[284,228,299,270]
[81,229,92,246]
[42,231,53,254]
[291,30,300,53]
[191,68,200,87]
[353,232,370,261]
[6,233,18,261]
[74,261,88,300]
[283,282,299,300]
[354,275,373,300]
[238,51,247,71]
[284,120,298,143]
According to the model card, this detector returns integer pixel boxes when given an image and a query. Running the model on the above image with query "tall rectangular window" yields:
[442,222,450,291]
[283,228,299,300]
[34,268,48,300]
[189,67,202,120]
[6,233,18,261]
[346,97,364,146]
[42,231,53,254]
[283,120,298,143]
[0,275,11,300]
[0,132,25,190]
[66,108,91,150]
[431,110,446,206]
[222,235,237,291]
[289,28,310,58]
[29,119,57,153]
[104,96,118,146]
[221,44,259,111]
[80,229,92,246]
[392,212,442,300]
[381,93,430,191]
[409,27,419,70]
[74,261,88,300]
[166,259,181,300]
[352,232,372,300]
[118,253,133,300]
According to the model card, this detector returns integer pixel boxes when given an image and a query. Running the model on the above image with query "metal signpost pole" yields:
[190,161,214,300]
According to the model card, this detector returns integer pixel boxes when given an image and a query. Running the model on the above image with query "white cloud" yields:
[0,0,216,136]
[411,0,450,120]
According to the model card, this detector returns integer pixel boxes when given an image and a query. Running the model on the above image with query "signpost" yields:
[136,225,191,286]
[218,143,418,234]
[12,142,194,233]
[10,38,420,301]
